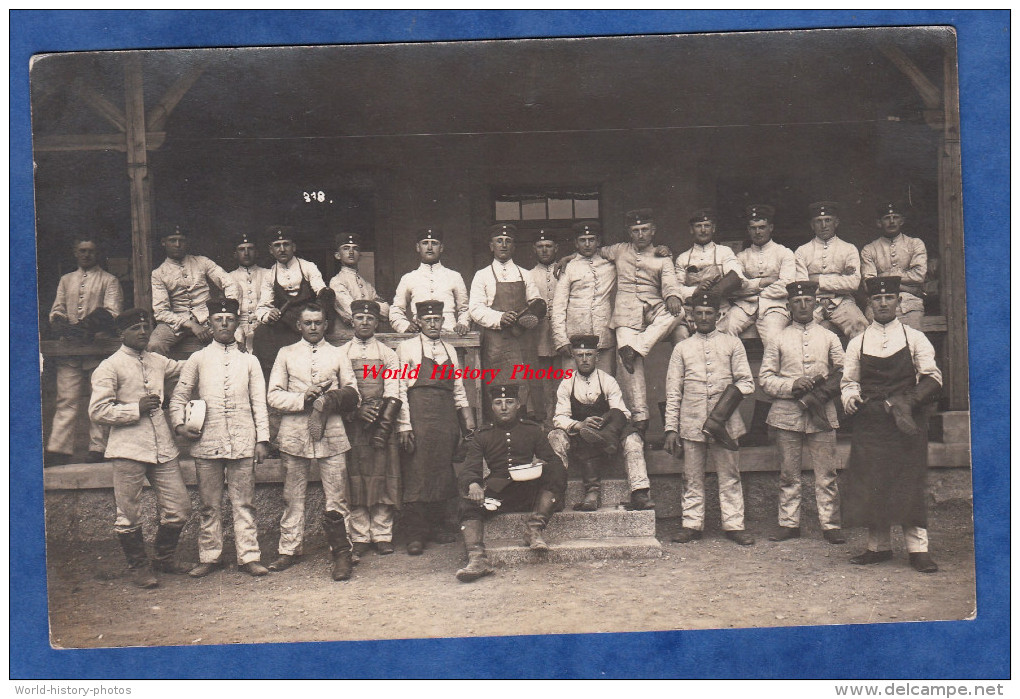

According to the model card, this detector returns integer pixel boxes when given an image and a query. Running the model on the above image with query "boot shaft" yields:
[117,529,148,568]
[322,510,352,554]
[370,396,402,448]
[152,524,184,561]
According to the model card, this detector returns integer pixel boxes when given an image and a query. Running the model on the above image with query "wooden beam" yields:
[124,54,154,311]
[146,64,205,131]
[880,45,942,111]
[33,132,165,152]
[76,84,126,132]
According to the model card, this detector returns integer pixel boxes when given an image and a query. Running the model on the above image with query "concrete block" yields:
[485,536,662,565]
[484,507,656,540]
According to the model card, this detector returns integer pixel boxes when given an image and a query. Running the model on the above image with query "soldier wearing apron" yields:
[396,300,475,556]
[339,300,402,556]
[468,223,547,420]
[841,276,942,573]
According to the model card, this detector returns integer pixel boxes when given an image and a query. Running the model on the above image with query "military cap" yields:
[115,308,151,331]
[268,227,294,243]
[492,384,520,399]
[876,201,908,218]
[745,204,775,222]
[235,233,257,248]
[786,280,818,299]
[625,209,654,226]
[161,225,186,239]
[417,227,443,242]
[351,299,382,318]
[690,291,721,310]
[489,223,517,239]
[535,229,556,243]
[415,300,445,318]
[808,201,841,218]
[571,220,602,236]
[206,298,240,316]
[335,232,361,247]
[865,276,901,296]
[688,208,717,224]
[569,334,600,350]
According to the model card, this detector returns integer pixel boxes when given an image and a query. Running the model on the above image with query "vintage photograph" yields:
[31,26,975,650]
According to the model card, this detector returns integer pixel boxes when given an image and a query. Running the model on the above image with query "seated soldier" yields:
[454,384,567,582]
[547,335,654,512]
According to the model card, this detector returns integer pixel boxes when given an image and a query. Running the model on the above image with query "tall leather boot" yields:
[573,455,601,511]
[455,519,494,582]
[323,510,353,581]
[885,376,941,436]
[701,384,745,451]
[151,524,194,575]
[579,408,628,455]
[739,400,772,447]
[370,397,403,449]
[118,529,158,588]
[711,270,744,302]
[310,386,360,442]
[426,501,458,544]
[524,489,557,551]
[798,370,842,431]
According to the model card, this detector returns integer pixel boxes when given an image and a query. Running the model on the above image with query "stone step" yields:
[485,505,656,540]
[564,479,632,503]
[485,536,662,565]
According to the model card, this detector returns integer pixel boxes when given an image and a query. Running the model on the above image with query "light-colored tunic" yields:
[527,262,558,356]
[794,236,862,298]
[551,254,616,351]
[389,262,470,333]
[675,242,743,302]
[841,319,942,408]
[338,337,400,400]
[601,242,681,331]
[255,257,326,323]
[551,369,630,433]
[151,255,238,330]
[329,266,391,322]
[860,234,928,315]
[468,260,543,329]
[49,266,123,325]
[732,240,797,317]
[229,264,269,324]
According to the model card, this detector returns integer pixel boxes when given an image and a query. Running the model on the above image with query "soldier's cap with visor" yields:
[207,298,240,316]
[417,227,443,243]
[570,334,601,351]
[351,299,382,318]
[690,291,722,310]
[335,232,361,248]
[688,208,717,224]
[744,204,775,222]
[492,384,520,400]
[571,220,602,237]
[534,229,556,244]
[865,276,901,296]
[876,201,909,218]
[115,308,152,332]
[235,232,257,248]
[489,223,517,239]
[808,201,841,218]
[267,226,296,244]
[625,208,654,226]
[415,300,445,318]
[786,280,819,299]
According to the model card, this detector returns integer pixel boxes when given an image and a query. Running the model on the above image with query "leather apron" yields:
[253,261,315,374]
[400,344,459,503]
[345,351,401,508]
[480,263,533,411]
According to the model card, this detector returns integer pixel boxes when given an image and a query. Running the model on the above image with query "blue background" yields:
[10,10,1009,678]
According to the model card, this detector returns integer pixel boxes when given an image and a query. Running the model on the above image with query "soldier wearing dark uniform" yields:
[454,384,567,582]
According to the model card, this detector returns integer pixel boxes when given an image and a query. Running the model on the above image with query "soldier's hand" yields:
[792,377,817,396]
[557,345,572,359]
[304,385,325,404]
[399,430,415,453]
[664,431,681,457]
[175,424,202,439]
[467,482,485,504]
[844,395,863,416]
[138,394,162,414]
[665,295,684,316]
[454,321,470,336]
[759,274,780,287]
[583,416,605,430]
[254,441,270,464]
[500,311,519,328]
[653,245,673,258]
[187,320,212,343]
[266,308,283,323]
[357,401,381,423]
[808,273,821,284]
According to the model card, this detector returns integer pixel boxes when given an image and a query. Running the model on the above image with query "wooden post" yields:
[938,44,969,410]
[124,54,154,310]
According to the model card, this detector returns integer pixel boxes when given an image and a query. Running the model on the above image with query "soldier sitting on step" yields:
[453,384,566,583]
[547,334,654,512]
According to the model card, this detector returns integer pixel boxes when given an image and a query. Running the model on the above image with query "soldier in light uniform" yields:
[526,229,560,422]
[147,227,239,357]
[794,201,868,341]
[389,228,471,336]
[266,303,360,581]
[337,299,402,556]
[169,298,271,578]
[45,236,122,466]
[860,201,928,330]
[228,232,269,353]
[759,281,846,544]
[672,208,745,343]
[547,335,654,512]
[551,220,617,375]
[88,309,193,588]
[326,232,392,345]
[663,292,756,546]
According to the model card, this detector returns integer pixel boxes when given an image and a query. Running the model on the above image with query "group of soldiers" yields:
[43,197,943,588]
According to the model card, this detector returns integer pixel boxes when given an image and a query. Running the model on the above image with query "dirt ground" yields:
[45,499,975,649]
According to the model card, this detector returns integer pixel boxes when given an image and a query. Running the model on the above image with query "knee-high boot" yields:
[524,489,557,551]
[455,519,494,582]
[701,384,745,451]
[323,510,353,581]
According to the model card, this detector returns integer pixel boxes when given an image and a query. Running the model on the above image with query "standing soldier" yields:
[45,236,123,466]
[228,232,269,354]
[88,309,193,588]
[794,201,868,341]
[663,292,756,546]
[389,228,471,336]
[266,303,360,580]
[169,298,271,578]
[860,201,928,330]
[253,228,336,377]
[327,232,392,345]
[673,208,745,342]
[147,227,239,357]
[338,300,403,557]
[547,335,654,512]
[759,281,846,544]
[469,223,547,416]
[527,230,560,422]
[396,300,476,556]
[551,220,617,375]
[454,384,567,582]
[841,276,942,573]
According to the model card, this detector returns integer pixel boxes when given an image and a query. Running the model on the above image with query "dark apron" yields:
[480,264,533,411]
[345,355,401,508]
[253,261,315,374]
[569,374,638,456]
[841,326,928,530]
[400,349,459,503]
